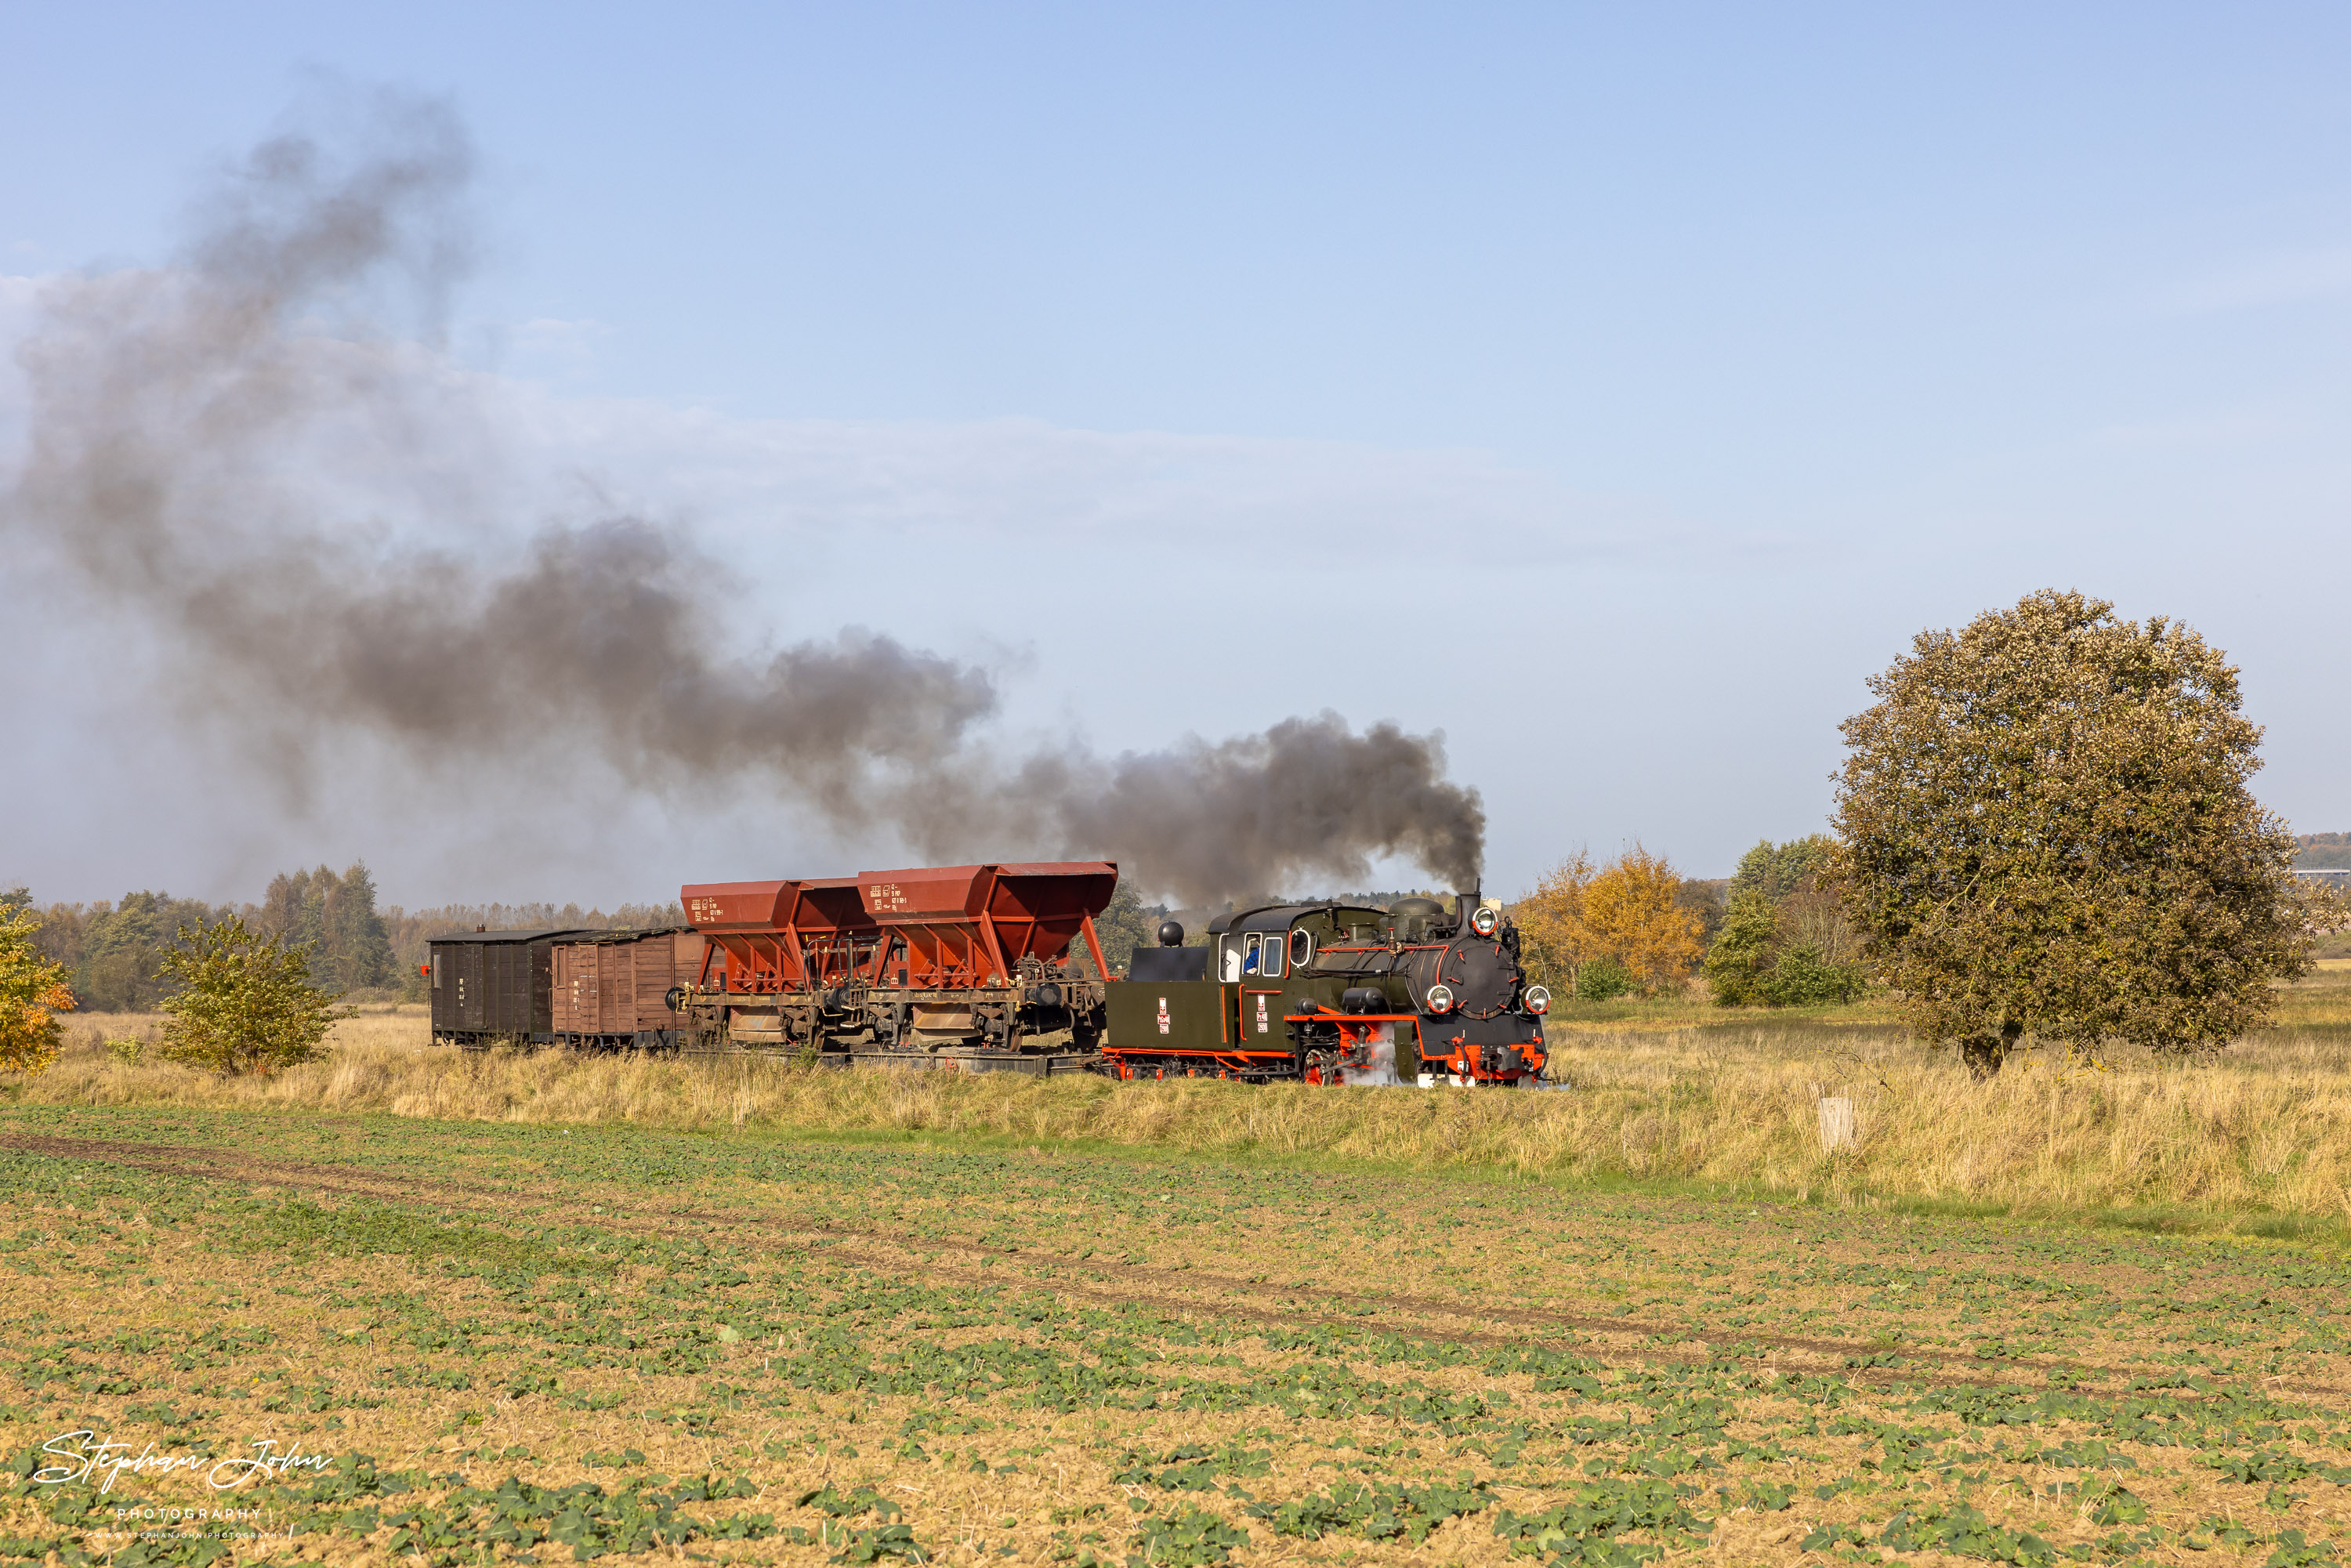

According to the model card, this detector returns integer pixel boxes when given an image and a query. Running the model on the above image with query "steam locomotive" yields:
[1103,893,1550,1086]
[426,861,1550,1086]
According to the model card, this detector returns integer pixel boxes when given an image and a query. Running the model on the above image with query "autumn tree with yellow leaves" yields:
[1586,846,1707,994]
[1513,850,1595,995]
[0,893,74,1075]
[1515,846,1704,998]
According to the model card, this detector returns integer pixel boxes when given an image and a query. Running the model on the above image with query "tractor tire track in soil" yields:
[2,1132,2317,1400]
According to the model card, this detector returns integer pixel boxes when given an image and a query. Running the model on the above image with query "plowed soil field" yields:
[2,1103,2349,1566]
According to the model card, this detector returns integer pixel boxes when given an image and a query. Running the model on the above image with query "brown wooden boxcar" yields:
[550,928,706,1048]
[428,929,593,1048]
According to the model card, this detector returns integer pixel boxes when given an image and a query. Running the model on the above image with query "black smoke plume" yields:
[3,91,1483,904]
[986,716,1484,907]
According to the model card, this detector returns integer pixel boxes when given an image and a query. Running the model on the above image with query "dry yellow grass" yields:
[16,983,2351,1235]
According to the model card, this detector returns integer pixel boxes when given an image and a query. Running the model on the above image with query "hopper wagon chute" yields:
[679,878,876,1047]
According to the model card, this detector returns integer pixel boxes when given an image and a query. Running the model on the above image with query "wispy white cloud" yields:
[476,380,1780,571]
[0,270,1787,579]
[2092,405,2302,448]
[2146,244,2351,314]
[483,315,615,383]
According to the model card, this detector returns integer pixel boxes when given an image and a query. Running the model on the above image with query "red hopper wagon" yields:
[677,861,1114,1071]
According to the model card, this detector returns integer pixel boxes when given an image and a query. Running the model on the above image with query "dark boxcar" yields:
[428,929,592,1048]
[550,928,706,1048]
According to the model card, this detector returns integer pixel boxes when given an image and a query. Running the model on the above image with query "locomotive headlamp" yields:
[1470,906,1499,937]
[1425,983,1455,1014]
[1524,985,1551,1015]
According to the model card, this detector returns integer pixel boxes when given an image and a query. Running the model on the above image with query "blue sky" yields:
[4,4,2347,907]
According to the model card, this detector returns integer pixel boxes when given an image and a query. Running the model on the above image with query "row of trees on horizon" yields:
[3,869,683,1013]
[12,820,2342,1017]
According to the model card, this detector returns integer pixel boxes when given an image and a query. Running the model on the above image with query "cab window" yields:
[1289,929,1313,970]
[1261,934,1284,978]
[1242,934,1262,974]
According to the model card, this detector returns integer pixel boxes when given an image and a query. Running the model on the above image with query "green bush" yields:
[1574,957,1636,1001]
[1705,893,1867,1008]
[1759,944,1867,1006]
[1702,893,1777,1006]
[158,914,347,1075]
